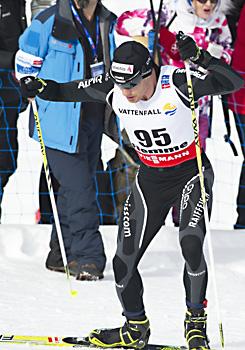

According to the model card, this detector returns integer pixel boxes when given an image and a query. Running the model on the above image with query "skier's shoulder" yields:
[158,64,189,91]
[172,66,208,89]
[158,65,176,85]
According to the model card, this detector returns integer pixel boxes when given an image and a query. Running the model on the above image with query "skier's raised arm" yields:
[20,72,114,103]
[173,35,243,102]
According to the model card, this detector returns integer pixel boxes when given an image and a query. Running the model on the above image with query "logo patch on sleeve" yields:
[161,75,170,89]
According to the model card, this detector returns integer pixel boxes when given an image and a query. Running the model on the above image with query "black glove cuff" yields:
[190,46,201,62]
[192,50,213,69]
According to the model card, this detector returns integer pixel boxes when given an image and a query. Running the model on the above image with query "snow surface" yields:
[0,225,244,350]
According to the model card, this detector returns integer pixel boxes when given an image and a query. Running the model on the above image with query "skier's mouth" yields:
[126,96,136,101]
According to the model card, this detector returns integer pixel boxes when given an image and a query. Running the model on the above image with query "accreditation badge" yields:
[90,61,104,77]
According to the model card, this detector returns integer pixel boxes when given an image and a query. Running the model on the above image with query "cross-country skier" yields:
[20,35,243,350]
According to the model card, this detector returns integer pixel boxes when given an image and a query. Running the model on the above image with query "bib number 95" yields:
[134,128,171,147]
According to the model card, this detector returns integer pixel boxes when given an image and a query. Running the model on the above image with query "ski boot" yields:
[89,318,150,348]
[184,308,210,350]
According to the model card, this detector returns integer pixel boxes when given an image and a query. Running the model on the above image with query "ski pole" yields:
[149,0,156,29]
[152,0,163,63]
[32,99,78,297]
[178,32,224,348]
[149,0,163,64]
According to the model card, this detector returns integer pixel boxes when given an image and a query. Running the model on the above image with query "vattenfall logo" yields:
[163,103,177,116]
[118,108,161,116]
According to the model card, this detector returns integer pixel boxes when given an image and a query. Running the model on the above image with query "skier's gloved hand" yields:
[176,32,201,62]
[20,76,47,99]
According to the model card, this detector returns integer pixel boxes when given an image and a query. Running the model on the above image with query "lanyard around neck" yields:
[71,3,100,63]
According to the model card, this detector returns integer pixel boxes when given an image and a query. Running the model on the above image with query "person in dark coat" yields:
[0,0,27,222]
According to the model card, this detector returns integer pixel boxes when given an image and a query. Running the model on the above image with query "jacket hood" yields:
[224,0,245,15]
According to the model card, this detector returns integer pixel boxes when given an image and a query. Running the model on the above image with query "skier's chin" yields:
[126,96,139,103]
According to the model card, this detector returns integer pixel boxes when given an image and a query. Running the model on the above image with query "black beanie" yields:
[110,41,153,85]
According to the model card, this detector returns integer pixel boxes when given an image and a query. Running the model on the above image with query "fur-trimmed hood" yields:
[174,0,232,31]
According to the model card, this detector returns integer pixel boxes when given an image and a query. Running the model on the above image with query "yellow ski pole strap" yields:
[36,77,47,94]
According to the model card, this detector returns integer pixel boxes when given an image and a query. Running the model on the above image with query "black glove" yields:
[20,76,47,98]
[176,31,201,62]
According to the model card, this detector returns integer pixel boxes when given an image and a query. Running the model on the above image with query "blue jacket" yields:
[18,1,116,153]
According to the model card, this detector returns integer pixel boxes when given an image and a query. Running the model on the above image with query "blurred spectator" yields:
[15,0,117,280]
[228,4,245,229]
[0,0,27,222]
[225,0,244,43]
[160,0,233,148]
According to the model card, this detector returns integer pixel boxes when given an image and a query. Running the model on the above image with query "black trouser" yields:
[113,154,214,319]
[234,113,245,228]
[46,103,106,271]
[38,164,59,224]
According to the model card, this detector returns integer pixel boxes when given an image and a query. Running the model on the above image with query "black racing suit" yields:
[37,52,243,316]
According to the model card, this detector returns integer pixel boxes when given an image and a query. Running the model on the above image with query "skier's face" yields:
[120,73,155,103]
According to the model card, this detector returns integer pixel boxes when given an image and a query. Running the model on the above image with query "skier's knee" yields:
[113,255,128,283]
[180,235,203,271]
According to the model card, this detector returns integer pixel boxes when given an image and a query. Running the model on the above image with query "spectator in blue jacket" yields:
[15,0,117,281]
